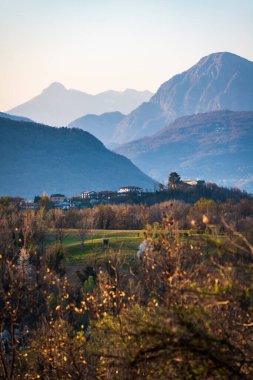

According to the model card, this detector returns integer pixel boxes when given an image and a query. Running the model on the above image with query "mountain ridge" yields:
[0,117,155,198]
[0,112,33,123]
[115,110,253,192]
[68,111,125,147]
[8,84,153,126]
[112,52,253,144]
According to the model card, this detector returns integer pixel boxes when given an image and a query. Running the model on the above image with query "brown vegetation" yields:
[0,198,253,379]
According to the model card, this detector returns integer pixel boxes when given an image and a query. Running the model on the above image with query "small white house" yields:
[50,194,65,202]
[183,180,205,186]
[183,180,198,186]
[81,191,97,199]
[55,201,71,210]
[118,186,143,194]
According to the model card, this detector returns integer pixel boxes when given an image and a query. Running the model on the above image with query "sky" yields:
[0,0,253,110]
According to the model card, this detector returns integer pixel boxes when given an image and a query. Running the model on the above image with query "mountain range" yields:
[7,83,152,126]
[70,52,253,146]
[113,52,253,145]
[0,116,155,198]
[2,51,253,194]
[115,110,253,192]
[68,111,124,147]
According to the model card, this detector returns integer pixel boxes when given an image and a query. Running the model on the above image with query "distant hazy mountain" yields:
[0,112,33,123]
[115,111,253,192]
[0,117,155,198]
[8,83,153,126]
[113,52,253,144]
[68,111,125,147]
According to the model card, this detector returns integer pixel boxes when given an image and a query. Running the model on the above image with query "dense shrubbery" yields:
[0,199,253,379]
[43,198,253,242]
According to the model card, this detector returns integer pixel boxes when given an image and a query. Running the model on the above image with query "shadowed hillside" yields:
[0,117,155,198]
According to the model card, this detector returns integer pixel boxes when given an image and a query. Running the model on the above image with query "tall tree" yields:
[168,172,181,188]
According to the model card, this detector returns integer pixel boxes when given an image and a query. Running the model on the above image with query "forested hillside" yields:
[0,117,154,198]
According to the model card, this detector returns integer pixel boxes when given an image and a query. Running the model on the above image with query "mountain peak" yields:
[43,82,66,93]
[110,51,253,145]
[202,51,249,60]
[9,84,152,126]
[196,51,252,68]
[150,51,253,116]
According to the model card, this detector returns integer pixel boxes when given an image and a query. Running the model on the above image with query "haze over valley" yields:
[2,51,252,194]
[8,83,152,126]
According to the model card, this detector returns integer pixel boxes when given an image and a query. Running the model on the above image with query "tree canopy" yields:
[168,171,181,188]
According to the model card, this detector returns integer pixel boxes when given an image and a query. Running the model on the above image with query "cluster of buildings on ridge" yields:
[19,180,205,210]
[50,186,145,210]
[81,185,143,199]
[19,185,145,210]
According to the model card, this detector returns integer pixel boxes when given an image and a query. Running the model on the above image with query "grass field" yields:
[46,228,225,284]
[47,228,225,263]
[47,229,143,265]
[46,229,143,283]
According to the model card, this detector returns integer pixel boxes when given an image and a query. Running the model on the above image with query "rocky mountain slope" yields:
[113,52,253,144]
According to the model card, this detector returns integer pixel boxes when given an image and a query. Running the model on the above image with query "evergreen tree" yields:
[168,172,181,188]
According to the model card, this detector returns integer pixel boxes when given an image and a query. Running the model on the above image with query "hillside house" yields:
[81,191,97,199]
[54,201,71,210]
[118,186,143,194]
[182,180,205,186]
[19,200,35,209]
[50,194,65,202]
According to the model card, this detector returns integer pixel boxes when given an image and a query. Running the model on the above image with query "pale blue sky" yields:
[0,0,252,110]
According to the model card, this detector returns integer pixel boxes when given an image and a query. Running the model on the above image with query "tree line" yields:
[42,198,253,239]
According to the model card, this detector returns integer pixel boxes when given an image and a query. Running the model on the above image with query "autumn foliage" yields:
[0,200,253,379]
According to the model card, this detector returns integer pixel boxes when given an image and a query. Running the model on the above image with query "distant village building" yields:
[50,194,65,202]
[81,191,97,199]
[55,201,72,210]
[81,190,117,201]
[183,180,198,186]
[82,187,143,199]
[118,186,143,194]
[183,180,205,186]
[19,200,35,209]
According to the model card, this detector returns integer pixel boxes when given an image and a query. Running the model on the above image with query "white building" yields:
[183,180,205,186]
[118,186,143,194]
[81,191,97,199]
[50,194,65,202]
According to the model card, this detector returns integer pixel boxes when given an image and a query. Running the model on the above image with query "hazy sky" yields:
[0,0,252,110]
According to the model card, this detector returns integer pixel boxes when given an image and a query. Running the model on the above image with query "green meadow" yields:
[47,229,143,265]
[46,228,226,284]
[47,228,225,264]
